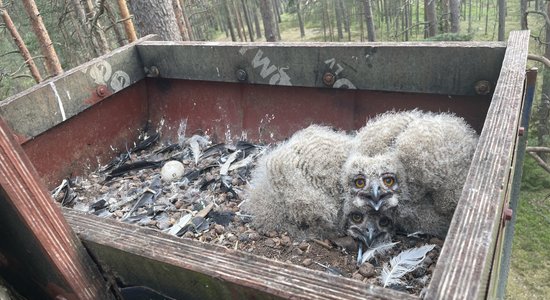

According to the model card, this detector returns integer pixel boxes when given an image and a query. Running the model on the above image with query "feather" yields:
[360,241,399,265]
[220,150,241,176]
[379,244,435,288]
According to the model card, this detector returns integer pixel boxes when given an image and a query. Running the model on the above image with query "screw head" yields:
[323,72,336,86]
[236,69,248,82]
[474,80,491,95]
[96,85,107,97]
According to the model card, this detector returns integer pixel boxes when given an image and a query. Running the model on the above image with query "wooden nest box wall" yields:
[0,31,533,299]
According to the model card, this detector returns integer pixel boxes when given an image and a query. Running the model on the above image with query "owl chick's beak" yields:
[359,182,390,211]
[347,221,381,248]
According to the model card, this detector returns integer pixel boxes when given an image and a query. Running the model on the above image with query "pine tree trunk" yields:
[116,0,137,42]
[181,0,194,40]
[104,2,125,46]
[233,0,246,41]
[335,0,344,41]
[173,0,191,40]
[450,0,460,33]
[364,0,376,41]
[259,0,278,41]
[297,0,305,38]
[272,0,282,40]
[0,1,42,82]
[424,0,437,37]
[358,0,364,41]
[241,0,255,41]
[223,0,237,41]
[129,0,182,41]
[537,4,550,156]
[21,0,63,77]
[520,0,528,30]
[497,0,506,41]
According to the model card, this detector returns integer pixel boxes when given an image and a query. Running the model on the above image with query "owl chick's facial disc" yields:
[345,209,394,247]
[343,152,405,212]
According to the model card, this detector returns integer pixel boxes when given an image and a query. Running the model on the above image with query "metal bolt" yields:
[146,66,160,77]
[322,72,336,86]
[503,207,513,222]
[518,127,525,136]
[474,80,491,95]
[236,69,248,82]
[96,85,107,97]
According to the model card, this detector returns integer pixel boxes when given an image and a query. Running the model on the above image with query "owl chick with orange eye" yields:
[341,151,408,214]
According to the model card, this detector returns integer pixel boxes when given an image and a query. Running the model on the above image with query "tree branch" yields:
[527,150,550,174]
[527,146,550,153]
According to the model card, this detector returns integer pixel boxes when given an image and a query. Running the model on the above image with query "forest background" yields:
[1,0,550,298]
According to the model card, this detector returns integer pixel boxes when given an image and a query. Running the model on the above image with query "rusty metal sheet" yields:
[145,79,490,144]
[136,41,506,96]
[22,81,149,189]
[0,36,157,142]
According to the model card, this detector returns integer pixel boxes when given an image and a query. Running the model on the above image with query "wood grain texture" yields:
[0,118,114,299]
[64,209,417,300]
[425,31,529,300]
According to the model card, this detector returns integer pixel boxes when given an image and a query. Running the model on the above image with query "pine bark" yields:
[116,0,137,42]
[241,0,255,41]
[129,0,182,41]
[497,0,506,41]
[83,0,110,54]
[173,0,191,40]
[0,0,42,82]
[450,0,460,33]
[259,0,279,41]
[223,0,237,41]
[297,0,305,38]
[21,0,63,77]
[364,0,376,41]
[424,0,437,37]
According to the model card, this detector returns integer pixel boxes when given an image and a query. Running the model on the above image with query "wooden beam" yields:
[0,35,156,142]
[64,209,417,300]
[0,118,114,299]
[425,30,529,299]
[136,40,506,96]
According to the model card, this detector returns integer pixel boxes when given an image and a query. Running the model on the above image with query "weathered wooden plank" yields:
[0,118,114,299]
[0,35,157,142]
[425,30,529,299]
[136,41,506,96]
[64,209,417,300]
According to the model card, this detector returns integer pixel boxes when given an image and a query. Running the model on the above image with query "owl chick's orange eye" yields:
[354,178,366,188]
[382,176,395,187]
[350,212,363,223]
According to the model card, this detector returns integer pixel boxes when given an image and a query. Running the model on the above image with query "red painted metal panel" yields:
[22,81,149,188]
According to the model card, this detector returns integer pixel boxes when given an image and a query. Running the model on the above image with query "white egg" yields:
[161,160,185,182]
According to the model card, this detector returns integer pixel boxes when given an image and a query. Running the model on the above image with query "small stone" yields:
[114,210,124,218]
[175,200,184,209]
[248,232,260,241]
[423,256,433,266]
[365,277,378,285]
[227,234,237,242]
[237,226,247,233]
[352,273,364,281]
[265,239,276,248]
[231,178,240,186]
[298,242,309,251]
[265,230,278,238]
[429,237,444,247]
[214,224,225,235]
[428,264,436,273]
[412,266,427,277]
[302,258,313,266]
[183,231,194,239]
[238,233,249,242]
[280,235,292,247]
[358,263,376,278]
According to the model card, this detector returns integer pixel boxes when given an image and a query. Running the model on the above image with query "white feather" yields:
[220,150,241,176]
[379,244,435,288]
[360,241,399,265]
